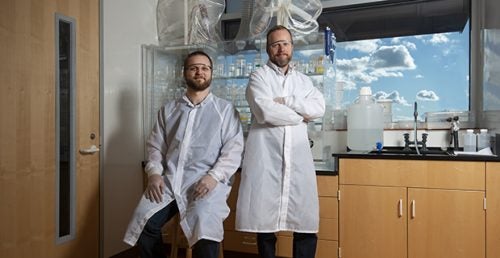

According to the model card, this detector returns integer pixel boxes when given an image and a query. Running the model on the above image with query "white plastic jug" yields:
[463,129,476,152]
[347,87,384,151]
[478,129,490,151]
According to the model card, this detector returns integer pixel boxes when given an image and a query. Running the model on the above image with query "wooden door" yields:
[0,0,100,257]
[487,162,500,258]
[339,185,406,258]
[408,188,485,258]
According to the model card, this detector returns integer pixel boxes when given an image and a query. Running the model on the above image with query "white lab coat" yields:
[124,93,244,247]
[235,61,325,233]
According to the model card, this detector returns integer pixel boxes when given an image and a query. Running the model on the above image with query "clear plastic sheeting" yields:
[249,0,322,39]
[157,0,224,46]
[188,0,224,44]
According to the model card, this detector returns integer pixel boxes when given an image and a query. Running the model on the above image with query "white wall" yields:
[102,0,158,256]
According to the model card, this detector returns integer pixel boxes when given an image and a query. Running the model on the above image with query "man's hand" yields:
[145,174,166,203]
[302,115,312,123]
[273,97,285,105]
[193,175,218,200]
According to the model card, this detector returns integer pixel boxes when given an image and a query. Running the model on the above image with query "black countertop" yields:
[333,150,500,162]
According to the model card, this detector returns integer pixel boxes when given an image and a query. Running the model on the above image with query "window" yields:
[222,0,473,123]
[55,13,76,243]
[335,22,470,121]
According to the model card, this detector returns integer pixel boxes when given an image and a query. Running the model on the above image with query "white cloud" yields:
[391,37,401,44]
[429,34,450,44]
[373,90,411,106]
[416,90,440,101]
[341,39,381,53]
[336,57,379,84]
[391,37,417,50]
[335,45,417,91]
[415,74,423,79]
[416,33,450,45]
[370,70,403,78]
[369,45,416,70]
[403,41,417,50]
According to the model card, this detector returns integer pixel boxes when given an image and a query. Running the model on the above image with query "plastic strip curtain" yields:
[157,0,225,46]
[249,0,322,38]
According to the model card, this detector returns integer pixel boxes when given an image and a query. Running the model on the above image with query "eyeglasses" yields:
[185,64,212,73]
[268,40,293,49]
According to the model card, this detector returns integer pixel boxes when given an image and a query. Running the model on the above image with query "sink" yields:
[369,147,453,156]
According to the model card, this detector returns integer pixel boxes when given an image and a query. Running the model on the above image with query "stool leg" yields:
[186,246,192,258]
[169,216,180,258]
[218,241,224,258]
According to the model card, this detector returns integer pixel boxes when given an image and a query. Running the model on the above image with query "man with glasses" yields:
[124,51,244,258]
[235,25,325,258]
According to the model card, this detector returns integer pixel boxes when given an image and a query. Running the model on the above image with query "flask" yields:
[463,129,476,152]
[477,129,490,151]
[347,87,384,151]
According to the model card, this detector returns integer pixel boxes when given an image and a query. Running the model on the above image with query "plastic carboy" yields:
[478,129,490,150]
[463,129,476,152]
[347,87,384,151]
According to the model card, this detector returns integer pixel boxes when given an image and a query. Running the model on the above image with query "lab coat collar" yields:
[182,92,213,107]
[266,60,295,76]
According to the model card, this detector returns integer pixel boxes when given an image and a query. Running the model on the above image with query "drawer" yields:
[319,197,338,219]
[340,159,485,190]
[318,218,338,241]
[316,240,338,258]
[317,175,338,197]
[277,235,293,258]
[277,236,339,258]
[278,231,293,236]
[278,218,338,241]
[223,231,258,254]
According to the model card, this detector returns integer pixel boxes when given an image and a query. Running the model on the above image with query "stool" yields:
[166,214,192,258]
[167,215,224,258]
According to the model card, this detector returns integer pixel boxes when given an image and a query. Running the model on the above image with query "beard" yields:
[185,76,211,92]
[270,53,292,68]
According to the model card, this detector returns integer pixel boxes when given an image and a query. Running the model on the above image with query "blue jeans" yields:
[137,201,220,258]
[257,232,317,258]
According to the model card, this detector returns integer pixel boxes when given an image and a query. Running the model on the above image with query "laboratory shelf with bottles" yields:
[141,33,331,155]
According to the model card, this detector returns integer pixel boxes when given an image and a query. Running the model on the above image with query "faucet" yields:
[403,132,428,152]
[446,116,460,150]
[402,102,427,154]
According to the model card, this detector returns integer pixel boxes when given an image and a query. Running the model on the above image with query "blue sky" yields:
[330,22,470,121]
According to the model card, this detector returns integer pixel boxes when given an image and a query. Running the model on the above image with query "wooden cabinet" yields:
[223,172,259,254]
[276,175,339,258]
[316,175,339,258]
[486,162,500,258]
[339,159,486,258]
[407,188,485,258]
[224,173,339,257]
[340,185,406,258]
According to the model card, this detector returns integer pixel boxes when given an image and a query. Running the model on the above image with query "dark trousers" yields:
[137,201,220,258]
[257,232,317,258]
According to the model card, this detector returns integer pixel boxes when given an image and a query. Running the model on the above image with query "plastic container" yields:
[477,129,490,151]
[463,129,476,152]
[347,87,384,151]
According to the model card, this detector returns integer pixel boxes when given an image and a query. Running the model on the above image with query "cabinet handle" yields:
[241,241,257,245]
[411,200,416,219]
[398,199,403,217]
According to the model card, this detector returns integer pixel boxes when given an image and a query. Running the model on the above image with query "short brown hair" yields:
[266,25,293,47]
[183,50,213,69]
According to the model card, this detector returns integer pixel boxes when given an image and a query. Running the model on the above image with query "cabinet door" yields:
[487,162,500,258]
[408,188,485,258]
[339,185,407,258]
